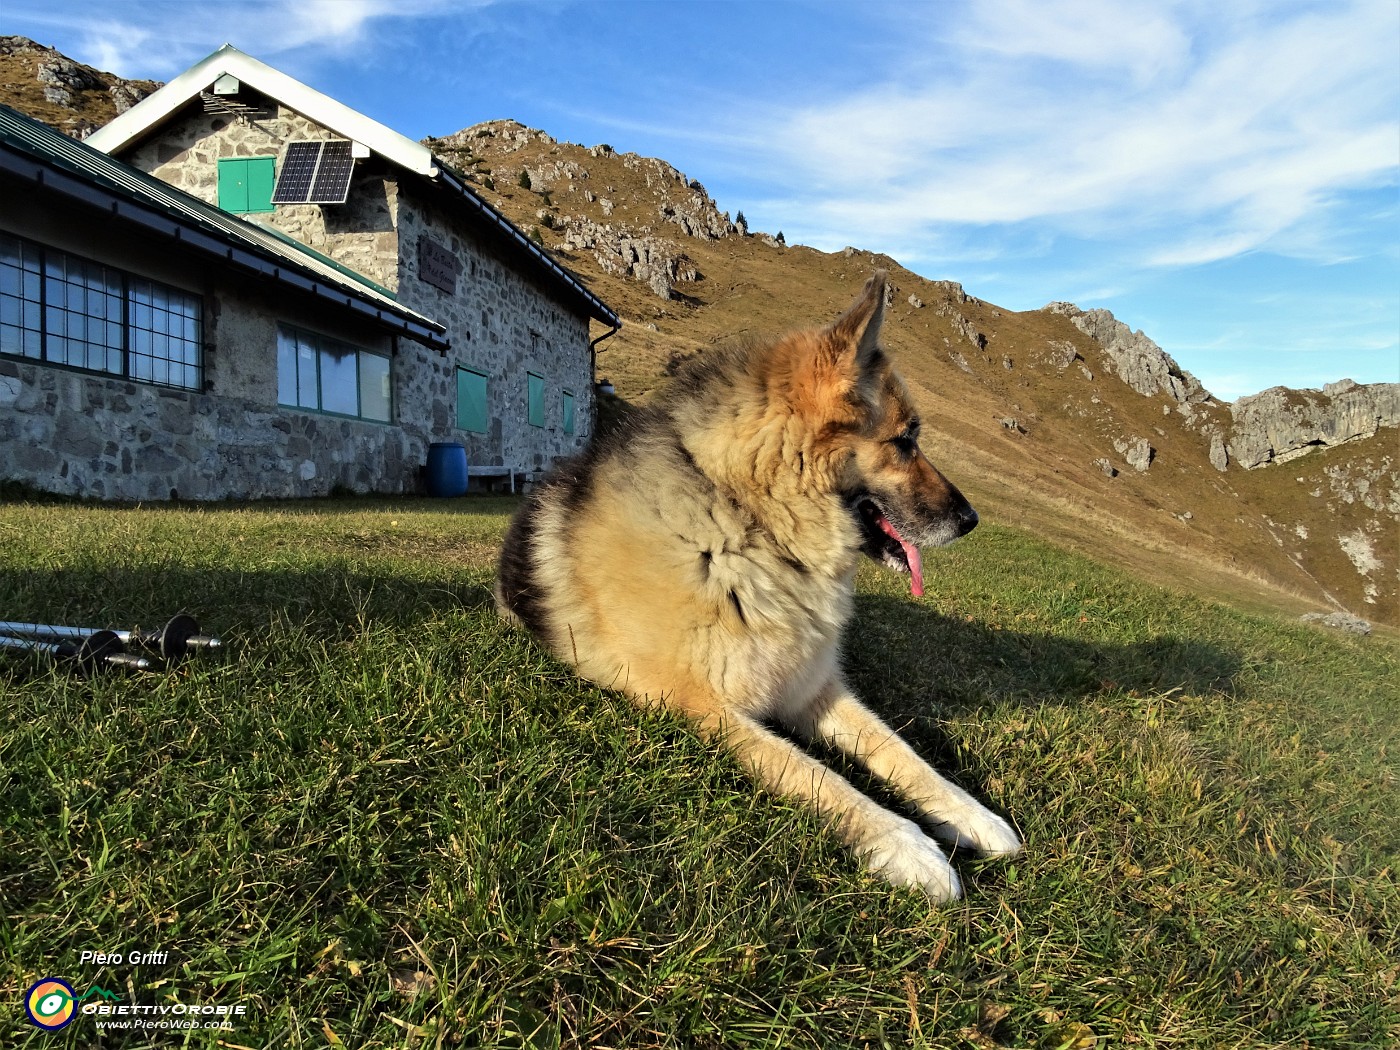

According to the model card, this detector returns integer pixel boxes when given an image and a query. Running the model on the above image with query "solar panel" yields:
[271,141,322,204]
[308,140,354,204]
[270,140,355,205]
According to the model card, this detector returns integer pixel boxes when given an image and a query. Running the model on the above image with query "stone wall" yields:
[0,281,433,500]
[0,354,420,501]
[396,184,594,471]
[0,357,423,501]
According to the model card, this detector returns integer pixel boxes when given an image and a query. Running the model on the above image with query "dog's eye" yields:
[891,434,918,457]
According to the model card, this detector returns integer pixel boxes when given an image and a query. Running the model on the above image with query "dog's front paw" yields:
[858,818,962,903]
[931,804,1022,858]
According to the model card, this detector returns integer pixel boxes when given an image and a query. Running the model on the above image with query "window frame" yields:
[0,231,203,391]
[276,323,392,423]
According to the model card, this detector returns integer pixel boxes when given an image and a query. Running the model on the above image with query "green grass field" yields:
[1,496,1396,1049]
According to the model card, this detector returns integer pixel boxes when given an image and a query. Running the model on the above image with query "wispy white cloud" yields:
[16,0,477,79]
[944,0,1194,86]
[745,0,1399,272]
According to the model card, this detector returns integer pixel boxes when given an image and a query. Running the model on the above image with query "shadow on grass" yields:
[1,558,1236,718]
[828,593,1241,800]
[847,593,1240,713]
[0,563,497,669]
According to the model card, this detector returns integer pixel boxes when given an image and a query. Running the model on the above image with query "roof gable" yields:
[85,44,617,328]
[87,44,436,177]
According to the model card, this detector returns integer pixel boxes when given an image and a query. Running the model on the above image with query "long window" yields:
[277,324,391,422]
[0,232,202,390]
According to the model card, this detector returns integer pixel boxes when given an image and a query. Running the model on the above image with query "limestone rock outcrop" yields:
[560,219,697,301]
[0,36,158,137]
[1227,380,1400,469]
[437,119,732,300]
[1044,302,1214,405]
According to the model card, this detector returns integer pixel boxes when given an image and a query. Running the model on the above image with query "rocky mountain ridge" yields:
[434,121,740,302]
[1046,301,1399,475]
[0,35,158,137]
[1044,302,1216,407]
[446,122,1399,482]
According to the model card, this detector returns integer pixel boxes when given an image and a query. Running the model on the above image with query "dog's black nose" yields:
[957,504,979,536]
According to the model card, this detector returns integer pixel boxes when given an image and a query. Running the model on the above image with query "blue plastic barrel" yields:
[425,442,468,497]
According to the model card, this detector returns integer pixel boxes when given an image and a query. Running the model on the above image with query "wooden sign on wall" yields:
[417,234,459,295]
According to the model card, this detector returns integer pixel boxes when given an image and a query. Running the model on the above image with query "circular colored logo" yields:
[25,978,77,1031]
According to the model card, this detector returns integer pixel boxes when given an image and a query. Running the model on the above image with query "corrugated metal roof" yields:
[0,103,450,349]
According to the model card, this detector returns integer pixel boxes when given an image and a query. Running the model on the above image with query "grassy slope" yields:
[437,123,1398,627]
[2,497,1396,1048]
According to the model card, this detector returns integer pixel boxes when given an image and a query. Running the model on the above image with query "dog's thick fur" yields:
[496,273,1020,901]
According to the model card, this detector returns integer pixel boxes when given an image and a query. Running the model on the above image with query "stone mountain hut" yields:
[0,44,618,500]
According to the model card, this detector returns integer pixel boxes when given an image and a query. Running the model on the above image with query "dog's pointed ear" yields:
[826,271,887,376]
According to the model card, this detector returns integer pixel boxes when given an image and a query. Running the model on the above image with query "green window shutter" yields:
[246,157,275,213]
[457,368,489,433]
[562,390,575,435]
[217,158,276,214]
[217,159,248,213]
[527,372,545,427]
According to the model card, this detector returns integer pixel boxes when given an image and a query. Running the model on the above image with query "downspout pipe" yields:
[589,319,622,386]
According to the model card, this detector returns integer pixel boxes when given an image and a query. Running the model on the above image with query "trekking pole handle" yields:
[0,629,152,672]
[0,617,222,659]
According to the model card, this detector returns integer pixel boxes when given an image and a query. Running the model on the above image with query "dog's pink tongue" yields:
[877,517,925,597]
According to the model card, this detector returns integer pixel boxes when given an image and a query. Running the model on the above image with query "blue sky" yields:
[7,0,1398,400]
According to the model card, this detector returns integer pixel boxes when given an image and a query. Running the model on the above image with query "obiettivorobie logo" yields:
[23,976,247,1033]
[24,980,124,1031]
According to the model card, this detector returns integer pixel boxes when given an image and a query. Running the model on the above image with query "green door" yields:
[217,157,275,214]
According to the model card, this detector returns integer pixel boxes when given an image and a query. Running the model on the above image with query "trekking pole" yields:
[0,629,153,672]
[0,615,223,660]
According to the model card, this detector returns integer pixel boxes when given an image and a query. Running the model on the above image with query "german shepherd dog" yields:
[497,273,1020,901]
